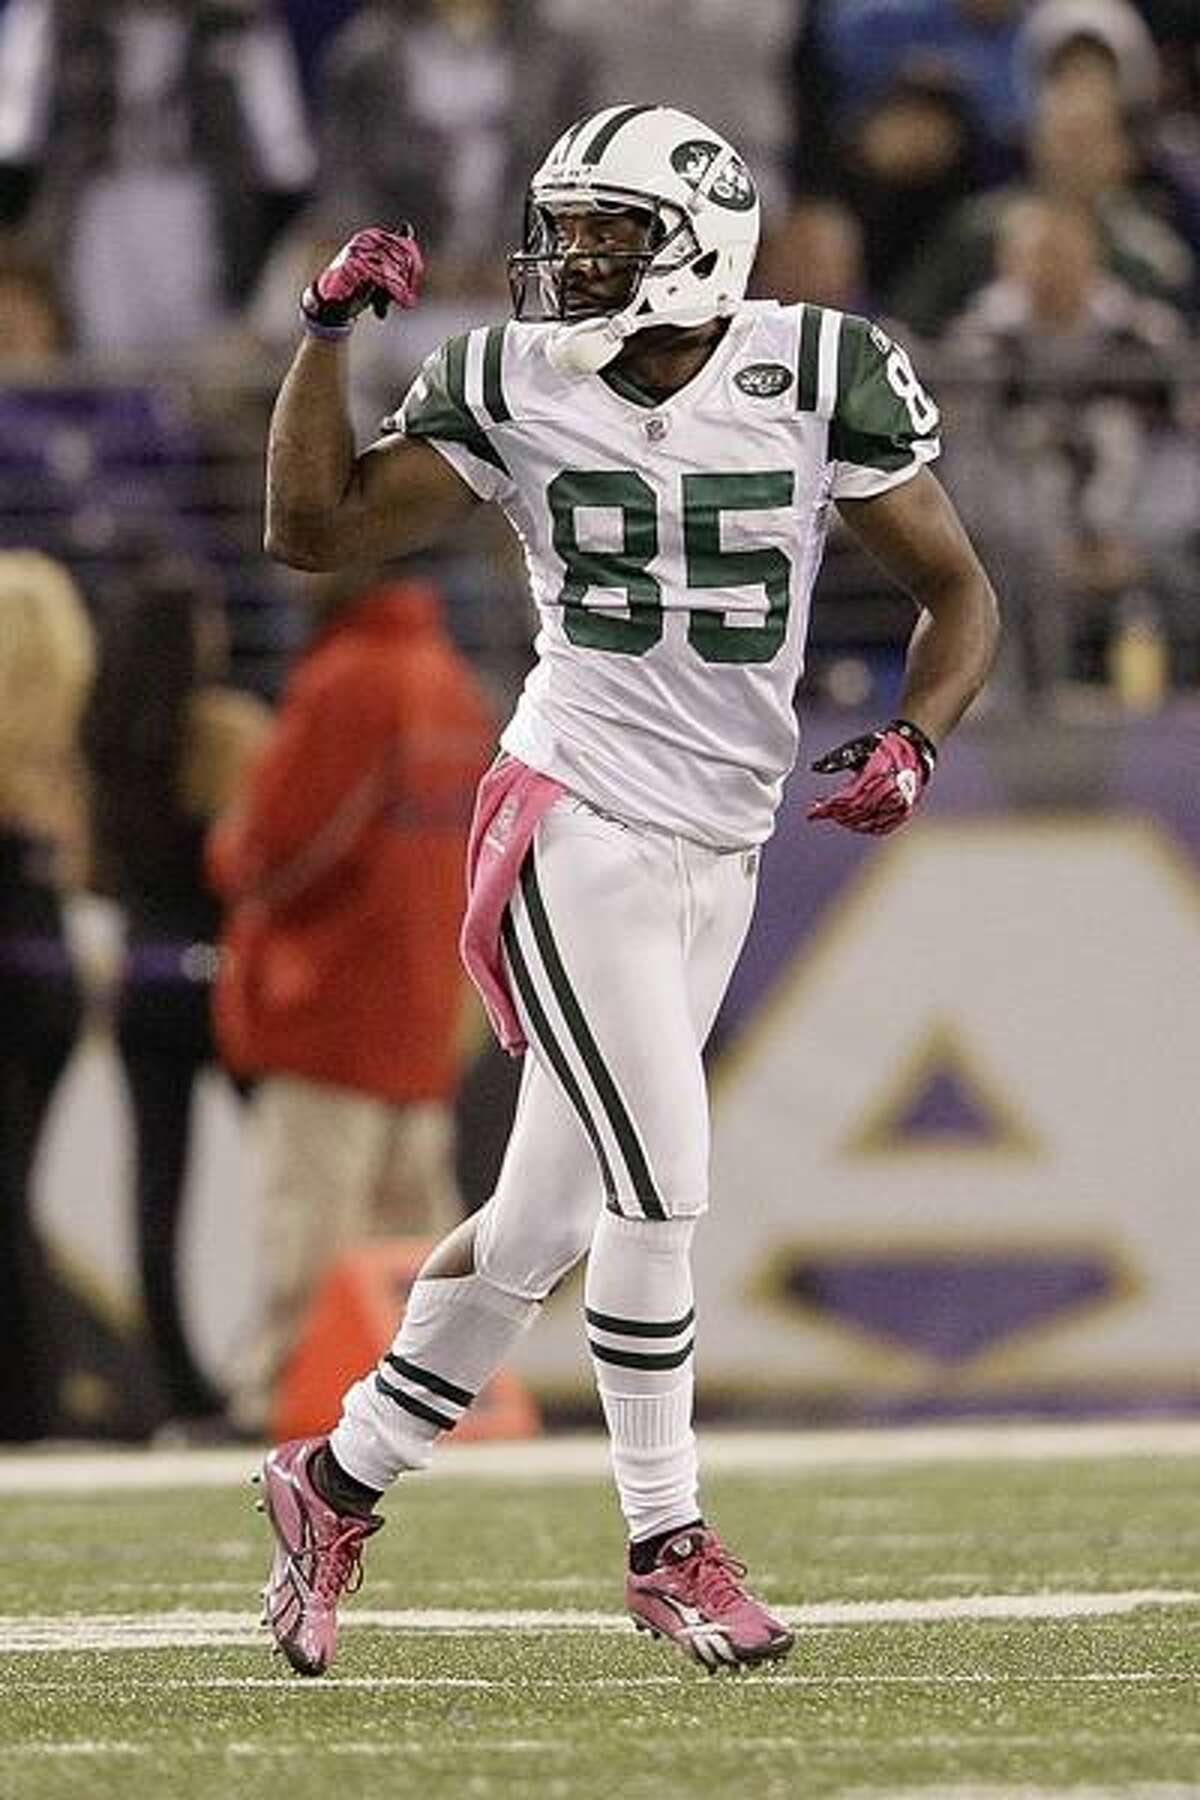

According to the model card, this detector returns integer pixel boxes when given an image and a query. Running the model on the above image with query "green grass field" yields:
[1,1425,1197,1800]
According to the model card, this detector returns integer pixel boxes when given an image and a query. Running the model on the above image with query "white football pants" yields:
[330,793,758,1495]
[475,794,758,1297]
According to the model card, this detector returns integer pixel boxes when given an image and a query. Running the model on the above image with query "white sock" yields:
[584,1211,700,1545]
[331,1272,539,1490]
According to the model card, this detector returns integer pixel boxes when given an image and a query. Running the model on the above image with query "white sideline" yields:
[2,1418,1200,1494]
[1,1589,1197,1653]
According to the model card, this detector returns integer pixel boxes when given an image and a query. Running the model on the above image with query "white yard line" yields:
[1,1589,1196,1654]
[7,1675,1200,1698]
[2,1419,1200,1495]
[24,1743,146,1757]
[837,1790,1200,1800]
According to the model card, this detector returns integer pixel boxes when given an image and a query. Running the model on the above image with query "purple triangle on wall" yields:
[783,1255,1115,1363]
[894,1066,997,1140]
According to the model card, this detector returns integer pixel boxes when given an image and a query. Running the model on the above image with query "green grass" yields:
[1,1443,1198,1799]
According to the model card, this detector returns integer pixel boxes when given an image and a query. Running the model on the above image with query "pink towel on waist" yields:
[460,754,565,1054]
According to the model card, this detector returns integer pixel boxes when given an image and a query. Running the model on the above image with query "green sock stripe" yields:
[383,1353,473,1410]
[501,908,621,1211]
[519,854,665,1219]
[588,1338,695,1371]
[585,1305,695,1339]
[373,1374,456,1432]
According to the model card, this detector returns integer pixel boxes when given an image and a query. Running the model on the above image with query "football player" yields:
[256,104,999,1675]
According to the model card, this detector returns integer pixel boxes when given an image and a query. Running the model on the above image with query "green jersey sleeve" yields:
[829,315,941,500]
[387,329,514,501]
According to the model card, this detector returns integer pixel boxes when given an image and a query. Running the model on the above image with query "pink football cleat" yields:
[256,1436,382,1676]
[626,1526,794,1670]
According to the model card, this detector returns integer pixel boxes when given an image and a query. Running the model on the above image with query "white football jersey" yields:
[392,300,941,847]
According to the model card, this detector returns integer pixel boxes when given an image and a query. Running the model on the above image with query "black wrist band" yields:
[889,718,938,777]
[300,309,353,341]
[299,284,354,339]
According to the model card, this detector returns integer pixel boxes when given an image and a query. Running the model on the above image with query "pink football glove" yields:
[807,719,937,835]
[300,225,424,337]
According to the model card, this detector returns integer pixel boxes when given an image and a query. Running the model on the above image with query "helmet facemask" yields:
[508,193,700,324]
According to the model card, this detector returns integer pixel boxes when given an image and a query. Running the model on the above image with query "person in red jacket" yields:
[208,569,493,1437]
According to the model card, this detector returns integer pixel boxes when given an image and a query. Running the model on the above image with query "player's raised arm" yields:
[263,226,481,572]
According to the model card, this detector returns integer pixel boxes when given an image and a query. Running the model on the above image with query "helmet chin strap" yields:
[546,294,732,376]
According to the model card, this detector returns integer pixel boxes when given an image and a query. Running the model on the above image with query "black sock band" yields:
[309,1445,383,1518]
[628,1517,704,1574]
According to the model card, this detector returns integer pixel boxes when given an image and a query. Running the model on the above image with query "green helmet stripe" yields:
[580,103,657,165]
[558,115,593,161]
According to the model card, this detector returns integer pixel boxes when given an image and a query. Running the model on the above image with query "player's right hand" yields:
[300,225,424,336]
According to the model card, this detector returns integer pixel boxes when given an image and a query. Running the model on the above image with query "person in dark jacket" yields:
[0,550,94,1441]
[83,555,269,1430]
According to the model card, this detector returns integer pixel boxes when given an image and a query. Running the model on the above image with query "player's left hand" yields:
[806,718,937,835]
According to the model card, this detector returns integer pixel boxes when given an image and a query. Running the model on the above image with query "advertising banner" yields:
[32,712,1200,1424]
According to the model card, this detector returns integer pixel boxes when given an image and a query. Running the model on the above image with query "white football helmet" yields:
[508,103,761,374]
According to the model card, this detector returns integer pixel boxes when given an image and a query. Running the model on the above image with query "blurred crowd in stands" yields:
[0,0,1194,707]
[0,0,1198,1441]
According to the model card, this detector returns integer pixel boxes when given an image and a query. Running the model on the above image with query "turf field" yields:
[0,1422,1197,1800]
